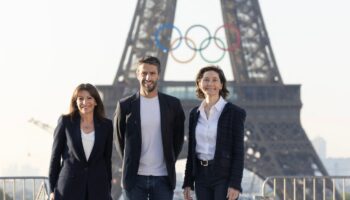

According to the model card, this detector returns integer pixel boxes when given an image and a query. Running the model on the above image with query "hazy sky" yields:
[0,0,349,176]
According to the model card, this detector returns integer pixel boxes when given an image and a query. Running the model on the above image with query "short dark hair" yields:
[195,66,229,99]
[138,56,161,73]
[67,83,105,119]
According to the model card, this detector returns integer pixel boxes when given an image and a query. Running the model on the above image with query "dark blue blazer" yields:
[183,102,246,192]
[114,92,185,190]
[49,114,113,200]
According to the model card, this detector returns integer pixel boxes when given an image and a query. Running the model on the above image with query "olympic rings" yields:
[154,23,241,63]
[214,24,241,51]
[184,24,211,51]
[170,37,197,64]
[154,23,182,52]
[199,37,226,63]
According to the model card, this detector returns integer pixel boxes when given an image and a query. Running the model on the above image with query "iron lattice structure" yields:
[97,0,329,198]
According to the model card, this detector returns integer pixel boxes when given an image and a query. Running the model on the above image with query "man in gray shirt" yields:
[114,56,185,200]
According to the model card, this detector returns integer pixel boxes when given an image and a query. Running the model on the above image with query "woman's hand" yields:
[49,192,54,200]
[183,187,193,200]
[226,187,239,200]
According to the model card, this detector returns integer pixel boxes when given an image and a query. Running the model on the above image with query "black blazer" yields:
[182,102,246,192]
[114,92,185,190]
[49,114,113,200]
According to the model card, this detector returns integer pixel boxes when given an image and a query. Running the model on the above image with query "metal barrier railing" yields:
[0,176,50,200]
[261,176,350,200]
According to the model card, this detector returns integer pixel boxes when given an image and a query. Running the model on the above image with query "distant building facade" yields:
[312,136,350,175]
[324,158,350,176]
[312,136,327,160]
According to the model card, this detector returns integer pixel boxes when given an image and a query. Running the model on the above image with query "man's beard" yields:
[142,80,157,92]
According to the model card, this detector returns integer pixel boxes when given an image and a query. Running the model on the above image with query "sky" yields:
[0,0,349,176]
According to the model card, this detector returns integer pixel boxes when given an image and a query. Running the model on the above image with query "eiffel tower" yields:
[97,0,329,199]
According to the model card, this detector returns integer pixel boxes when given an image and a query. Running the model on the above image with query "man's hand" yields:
[226,187,239,200]
[183,187,193,200]
[49,192,54,200]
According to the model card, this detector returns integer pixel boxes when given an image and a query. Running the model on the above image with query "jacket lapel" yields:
[87,116,101,163]
[192,109,200,154]
[72,115,88,163]
[214,103,230,155]
[158,93,167,144]
[132,92,142,140]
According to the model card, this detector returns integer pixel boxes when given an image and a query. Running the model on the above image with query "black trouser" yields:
[195,159,230,200]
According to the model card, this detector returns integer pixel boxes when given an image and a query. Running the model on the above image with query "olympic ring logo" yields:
[154,23,241,64]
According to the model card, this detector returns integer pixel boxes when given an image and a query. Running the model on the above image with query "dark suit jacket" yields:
[182,102,246,192]
[114,92,185,190]
[49,114,113,200]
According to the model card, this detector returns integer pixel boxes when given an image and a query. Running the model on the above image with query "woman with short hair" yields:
[183,66,246,200]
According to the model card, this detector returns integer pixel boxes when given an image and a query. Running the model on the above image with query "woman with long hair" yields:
[49,83,113,200]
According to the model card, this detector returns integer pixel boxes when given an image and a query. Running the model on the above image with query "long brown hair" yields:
[67,83,105,119]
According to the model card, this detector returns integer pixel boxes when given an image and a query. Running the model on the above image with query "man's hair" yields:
[138,56,161,73]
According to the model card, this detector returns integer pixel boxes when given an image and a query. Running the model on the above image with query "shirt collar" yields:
[198,96,227,113]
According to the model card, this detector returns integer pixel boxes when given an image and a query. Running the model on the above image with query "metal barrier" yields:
[0,176,50,200]
[261,176,350,200]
